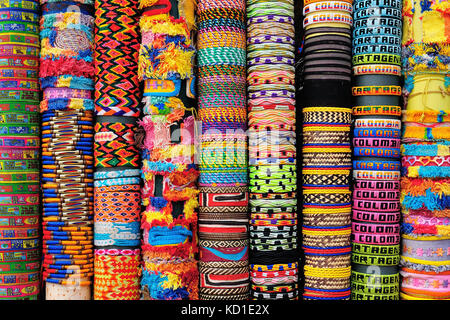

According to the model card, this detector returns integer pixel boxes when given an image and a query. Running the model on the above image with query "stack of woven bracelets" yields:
[0,0,40,300]
[197,0,249,300]
[399,0,450,300]
[301,0,354,300]
[137,0,199,300]
[246,0,298,300]
[350,0,403,301]
[93,0,141,300]
[39,0,95,299]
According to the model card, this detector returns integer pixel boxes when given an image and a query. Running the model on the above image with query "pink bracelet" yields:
[352,232,400,245]
[44,88,92,99]
[354,179,399,190]
[353,199,400,212]
[352,209,401,223]
[400,270,450,297]
[353,138,401,148]
[403,215,450,227]
[353,170,400,181]
[352,222,400,234]
[353,190,400,200]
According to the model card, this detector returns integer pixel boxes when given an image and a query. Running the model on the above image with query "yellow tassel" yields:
[178,0,196,30]
[138,0,159,9]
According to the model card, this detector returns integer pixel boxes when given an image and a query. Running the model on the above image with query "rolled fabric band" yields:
[352,209,401,223]
[352,232,400,245]
[353,199,400,212]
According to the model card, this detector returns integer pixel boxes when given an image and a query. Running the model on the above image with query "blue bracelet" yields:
[353,17,402,29]
[353,44,401,55]
[353,159,400,171]
[354,147,400,158]
[353,35,401,47]
[93,177,140,187]
[354,128,401,138]
[353,0,401,10]
[353,26,402,38]
[353,7,401,19]
[94,169,140,180]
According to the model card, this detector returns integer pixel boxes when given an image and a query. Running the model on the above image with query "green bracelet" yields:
[351,270,399,285]
[250,199,297,208]
[249,169,296,180]
[0,159,39,171]
[249,164,296,172]
[249,184,296,193]
[247,7,294,18]
[351,282,399,295]
[0,260,40,273]
[0,205,39,216]
[0,182,39,194]
[352,253,400,266]
[351,291,399,300]
[0,123,39,136]
[352,243,400,256]
[250,177,296,187]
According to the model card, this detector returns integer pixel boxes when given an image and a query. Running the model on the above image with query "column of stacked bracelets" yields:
[93,0,141,300]
[246,0,298,300]
[301,0,353,300]
[137,0,199,300]
[0,0,40,300]
[39,0,95,299]
[399,0,450,300]
[197,0,249,300]
[350,0,402,301]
